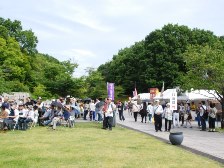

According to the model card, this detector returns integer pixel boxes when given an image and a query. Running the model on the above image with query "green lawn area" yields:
[0,122,223,168]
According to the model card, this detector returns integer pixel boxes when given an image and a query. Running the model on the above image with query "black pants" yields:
[141,114,147,123]
[209,117,216,129]
[154,114,162,131]
[133,112,138,122]
[165,118,171,131]
[119,111,125,121]
[105,116,113,130]
[84,110,88,120]
[180,113,184,125]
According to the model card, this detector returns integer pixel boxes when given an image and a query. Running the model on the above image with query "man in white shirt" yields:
[89,100,96,121]
[147,102,153,123]
[153,100,163,132]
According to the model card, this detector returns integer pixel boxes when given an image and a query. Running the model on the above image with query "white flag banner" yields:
[170,89,177,110]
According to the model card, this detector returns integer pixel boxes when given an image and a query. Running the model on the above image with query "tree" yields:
[182,44,224,128]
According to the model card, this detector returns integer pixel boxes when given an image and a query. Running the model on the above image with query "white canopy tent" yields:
[153,89,176,100]
[132,93,151,102]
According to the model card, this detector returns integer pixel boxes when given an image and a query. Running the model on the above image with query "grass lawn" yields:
[0,122,223,168]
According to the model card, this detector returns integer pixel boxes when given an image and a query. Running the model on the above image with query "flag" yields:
[160,81,164,97]
[107,82,114,100]
[133,87,138,97]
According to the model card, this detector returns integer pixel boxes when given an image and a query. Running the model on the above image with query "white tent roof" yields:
[178,90,219,101]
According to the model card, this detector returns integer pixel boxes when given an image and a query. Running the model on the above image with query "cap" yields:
[155,100,160,102]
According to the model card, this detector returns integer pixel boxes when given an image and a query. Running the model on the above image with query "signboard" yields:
[170,90,177,110]
[149,88,159,100]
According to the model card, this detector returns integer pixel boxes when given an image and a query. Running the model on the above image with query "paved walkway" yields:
[116,112,224,163]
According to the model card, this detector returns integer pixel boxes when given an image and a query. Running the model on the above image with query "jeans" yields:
[201,116,206,130]
[148,114,152,122]
[197,113,201,126]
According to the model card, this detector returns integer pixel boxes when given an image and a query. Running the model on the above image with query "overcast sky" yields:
[1,0,224,77]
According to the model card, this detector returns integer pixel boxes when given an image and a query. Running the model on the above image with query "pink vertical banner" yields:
[107,82,114,100]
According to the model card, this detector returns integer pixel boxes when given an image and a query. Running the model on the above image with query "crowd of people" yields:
[128,98,218,132]
[0,95,219,133]
[0,96,127,131]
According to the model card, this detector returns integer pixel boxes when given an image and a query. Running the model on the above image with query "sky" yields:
[1,0,224,77]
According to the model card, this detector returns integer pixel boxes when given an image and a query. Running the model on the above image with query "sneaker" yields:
[189,126,192,128]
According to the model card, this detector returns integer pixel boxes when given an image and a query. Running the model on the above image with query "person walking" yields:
[131,101,140,122]
[140,102,147,123]
[153,100,163,132]
[184,103,192,128]
[147,102,153,123]
[117,100,125,121]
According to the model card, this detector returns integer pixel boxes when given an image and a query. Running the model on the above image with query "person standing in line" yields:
[147,102,153,123]
[153,100,163,132]
[117,100,125,121]
[173,103,180,128]
[164,103,173,132]
[208,102,217,132]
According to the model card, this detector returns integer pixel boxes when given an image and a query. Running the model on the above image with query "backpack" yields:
[201,105,208,120]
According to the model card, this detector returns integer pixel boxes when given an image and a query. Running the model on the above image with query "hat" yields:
[166,103,170,106]
[155,100,160,102]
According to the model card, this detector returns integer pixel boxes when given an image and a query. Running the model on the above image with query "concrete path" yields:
[116,112,224,163]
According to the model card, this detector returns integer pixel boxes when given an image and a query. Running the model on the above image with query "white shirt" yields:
[200,105,206,116]
[147,104,153,114]
[105,103,113,117]
[164,107,173,120]
[153,105,163,115]
[89,102,95,111]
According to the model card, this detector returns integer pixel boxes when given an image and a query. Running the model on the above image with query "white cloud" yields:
[1,0,224,78]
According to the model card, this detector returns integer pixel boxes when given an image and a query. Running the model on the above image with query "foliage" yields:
[181,43,224,128]
[98,24,221,96]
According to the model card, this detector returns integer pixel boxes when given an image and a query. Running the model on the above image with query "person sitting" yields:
[43,105,56,126]
[50,106,63,130]
[24,105,34,129]
[0,106,9,130]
